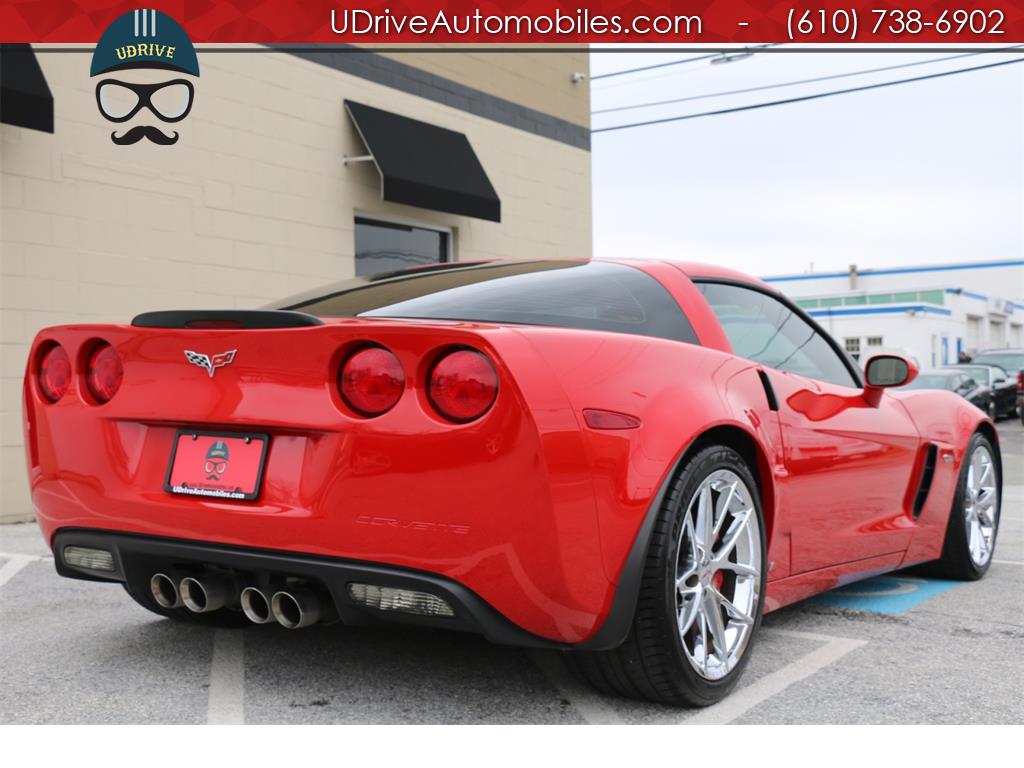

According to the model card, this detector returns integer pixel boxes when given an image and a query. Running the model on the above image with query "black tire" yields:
[122,581,250,628]
[567,445,767,707]
[929,432,1001,581]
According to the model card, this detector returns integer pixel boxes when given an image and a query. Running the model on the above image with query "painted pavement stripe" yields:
[207,629,246,725]
[682,631,867,725]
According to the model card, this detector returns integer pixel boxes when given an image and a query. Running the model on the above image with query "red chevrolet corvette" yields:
[23,259,1002,706]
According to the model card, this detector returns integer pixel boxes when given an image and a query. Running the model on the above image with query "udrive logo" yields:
[90,9,200,145]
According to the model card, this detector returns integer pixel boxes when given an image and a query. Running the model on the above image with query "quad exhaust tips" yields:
[271,587,322,629]
[240,587,274,624]
[150,571,326,627]
[180,574,236,613]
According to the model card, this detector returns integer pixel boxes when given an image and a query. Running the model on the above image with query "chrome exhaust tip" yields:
[150,573,182,609]
[240,587,275,624]
[271,587,321,629]
[180,575,234,613]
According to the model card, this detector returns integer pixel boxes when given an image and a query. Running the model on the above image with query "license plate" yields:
[165,430,269,501]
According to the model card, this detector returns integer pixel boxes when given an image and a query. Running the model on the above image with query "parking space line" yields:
[992,559,1024,566]
[207,629,245,725]
[0,555,41,588]
[525,649,625,725]
[681,630,867,725]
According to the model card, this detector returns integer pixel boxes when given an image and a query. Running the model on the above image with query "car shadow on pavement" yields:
[238,621,583,724]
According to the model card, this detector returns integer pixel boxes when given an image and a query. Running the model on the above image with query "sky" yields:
[589,46,1024,278]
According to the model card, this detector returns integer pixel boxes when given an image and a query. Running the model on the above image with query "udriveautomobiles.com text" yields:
[330,7,703,36]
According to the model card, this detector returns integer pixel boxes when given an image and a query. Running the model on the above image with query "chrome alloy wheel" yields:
[675,469,761,681]
[964,444,998,567]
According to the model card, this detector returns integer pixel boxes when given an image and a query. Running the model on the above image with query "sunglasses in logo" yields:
[95,79,195,123]
[204,460,227,474]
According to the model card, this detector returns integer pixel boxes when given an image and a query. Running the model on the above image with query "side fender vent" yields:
[912,443,939,519]
[757,369,779,412]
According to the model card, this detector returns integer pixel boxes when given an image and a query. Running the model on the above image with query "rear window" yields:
[948,366,991,382]
[972,352,1024,372]
[276,261,698,344]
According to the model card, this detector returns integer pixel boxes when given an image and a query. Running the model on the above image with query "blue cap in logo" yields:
[206,440,229,461]
[90,9,199,77]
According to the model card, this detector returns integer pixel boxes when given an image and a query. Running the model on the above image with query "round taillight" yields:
[86,343,123,403]
[339,346,405,416]
[428,349,498,423]
[38,344,72,403]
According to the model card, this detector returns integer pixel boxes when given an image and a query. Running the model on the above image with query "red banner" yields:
[2,0,1023,43]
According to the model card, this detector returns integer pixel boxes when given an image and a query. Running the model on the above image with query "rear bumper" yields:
[53,528,568,648]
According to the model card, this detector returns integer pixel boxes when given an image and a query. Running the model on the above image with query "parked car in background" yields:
[898,369,990,412]
[943,364,1017,420]
[970,349,1024,425]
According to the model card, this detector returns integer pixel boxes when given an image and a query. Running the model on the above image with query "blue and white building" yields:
[763,259,1024,369]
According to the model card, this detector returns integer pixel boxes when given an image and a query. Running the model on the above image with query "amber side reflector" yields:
[583,409,641,430]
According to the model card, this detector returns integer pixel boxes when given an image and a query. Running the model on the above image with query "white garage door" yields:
[989,319,1006,347]
[966,315,982,352]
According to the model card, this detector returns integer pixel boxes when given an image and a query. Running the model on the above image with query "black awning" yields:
[345,100,500,223]
[1,44,54,133]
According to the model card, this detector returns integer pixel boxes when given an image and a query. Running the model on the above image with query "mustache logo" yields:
[207,474,221,481]
[111,126,179,145]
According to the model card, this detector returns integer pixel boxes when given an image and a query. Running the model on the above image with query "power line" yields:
[591,53,719,81]
[592,57,1024,134]
[591,44,776,81]
[592,58,715,92]
[593,47,1024,114]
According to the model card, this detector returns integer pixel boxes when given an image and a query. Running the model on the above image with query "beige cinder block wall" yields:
[0,45,591,523]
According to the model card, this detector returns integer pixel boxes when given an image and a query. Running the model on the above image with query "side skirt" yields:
[762,551,906,613]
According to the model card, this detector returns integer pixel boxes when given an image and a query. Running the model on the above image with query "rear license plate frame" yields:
[164,429,270,502]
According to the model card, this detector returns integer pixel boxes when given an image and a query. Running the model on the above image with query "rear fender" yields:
[513,332,784,649]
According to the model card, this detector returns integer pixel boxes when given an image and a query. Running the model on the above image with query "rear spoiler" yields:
[131,310,324,329]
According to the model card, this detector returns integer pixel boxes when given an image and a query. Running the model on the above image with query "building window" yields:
[844,337,861,360]
[867,336,883,347]
[355,217,450,277]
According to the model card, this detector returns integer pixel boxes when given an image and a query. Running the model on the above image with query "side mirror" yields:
[863,355,918,406]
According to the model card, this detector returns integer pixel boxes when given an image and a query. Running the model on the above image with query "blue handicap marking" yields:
[809,574,961,614]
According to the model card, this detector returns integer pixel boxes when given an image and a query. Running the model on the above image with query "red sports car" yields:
[23,259,1002,706]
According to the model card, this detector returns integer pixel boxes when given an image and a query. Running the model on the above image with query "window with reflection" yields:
[697,281,858,388]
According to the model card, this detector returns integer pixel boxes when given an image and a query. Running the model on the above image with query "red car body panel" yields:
[23,260,997,645]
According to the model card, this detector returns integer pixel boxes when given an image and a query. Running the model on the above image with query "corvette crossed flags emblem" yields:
[184,349,237,378]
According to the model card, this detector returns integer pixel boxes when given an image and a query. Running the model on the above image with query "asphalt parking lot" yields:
[2,421,1021,725]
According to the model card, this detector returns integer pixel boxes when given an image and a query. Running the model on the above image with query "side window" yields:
[697,281,859,388]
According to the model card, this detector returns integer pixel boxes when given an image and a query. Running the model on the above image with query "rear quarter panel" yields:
[510,327,787,589]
